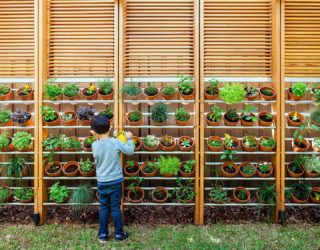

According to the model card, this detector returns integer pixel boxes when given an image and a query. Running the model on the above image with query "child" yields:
[90,114,134,243]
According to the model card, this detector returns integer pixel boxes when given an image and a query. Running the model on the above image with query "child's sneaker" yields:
[98,234,108,243]
[114,232,129,241]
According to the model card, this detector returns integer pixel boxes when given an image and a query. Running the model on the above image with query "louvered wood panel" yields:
[124,0,195,76]
[48,0,115,77]
[0,0,35,77]
[285,0,320,77]
[203,0,272,77]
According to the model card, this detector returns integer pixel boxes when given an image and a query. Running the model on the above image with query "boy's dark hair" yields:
[91,114,110,134]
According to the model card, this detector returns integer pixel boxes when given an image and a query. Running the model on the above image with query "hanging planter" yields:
[256,162,273,178]
[287,112,305,127]
[45,161,62,177]
[292,138,310,152]
[223,108,240,126]
[143,86,159,100]
[98,79,114,100]
[239,162,256,178]
[233,187,250,203]
[258,112,274,126]
[160,135,176,151]
[223,134,240,151]
[62,83,80,100]
[160,86,176,100]
[204,79,219,100]
[174,107,190,126]
[221,162,238,177]
[132,136,142,151]
[123,160,140,176]
[286,162,305,178]
[0,85,12,101]
[179,160,195,177]
[61,112,77,126]
[309,187,320,204]
[152,186,169,203]
[62,161,80,177]
[79,158,96,177]
[260,87,276,100]
[259,136,276,152]
[81,84,98,100]
[245,85,259,100]
[207,136,223,152]
[127,110,143,126]
[16,84,34,100]
[178,136,194,151]
[140,161,157,177]
[241,136,259,152]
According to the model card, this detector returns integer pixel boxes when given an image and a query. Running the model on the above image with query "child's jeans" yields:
[98,181,124,236]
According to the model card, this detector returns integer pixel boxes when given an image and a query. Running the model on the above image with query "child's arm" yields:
[115,138,135,155]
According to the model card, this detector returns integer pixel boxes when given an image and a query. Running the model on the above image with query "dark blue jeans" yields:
[98,182,124,236]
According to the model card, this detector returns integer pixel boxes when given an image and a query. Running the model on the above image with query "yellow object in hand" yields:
[116,130,127,144]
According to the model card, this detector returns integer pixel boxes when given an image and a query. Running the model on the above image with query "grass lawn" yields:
[0,223,319,250]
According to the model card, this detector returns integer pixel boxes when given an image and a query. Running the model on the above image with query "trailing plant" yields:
[63,137,82,151]
[142,135,158,148]
[290,180,311,200]
[0,84,10,95]
[209,185,227,203]
[11,110,31,124]
[144,85,158,96]
[43,135,64,152]
[0,132,10,150]
[181,160,195,173]
[63,83,79,97]
[79,158,95,173]
[207,105,223,122]
[49,182,69,203]
[12,132,32,150]
[171,178,196,203]
[219,83,246,104]
[240,104,258,122]
[177,75,194,95]
[260,137,276,148]
[76,107,95,120]
[128,110,142,122]
[220,150,238,161]
[151,103,169,123]
[291,82,307,97]
[99,108,113,120]
[41,106,58,122]
[98,79,113,95]
[71,184,94,211]
[304,155,320,174]
[0,110,11,124]
[161,85,176,96]
[206,79,219,95]
[13,188,33,201]
[175,108,190,121]
[44,83,62,100]
[122,83,142,99]
[84,84,96,95]
[157,155,180,176]
[243,135,257,148]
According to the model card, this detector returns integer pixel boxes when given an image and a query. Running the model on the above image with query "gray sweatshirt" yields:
[92,137,134,183]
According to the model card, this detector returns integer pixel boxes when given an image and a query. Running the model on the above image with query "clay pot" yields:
[15,194,34,203]
[207,136,223,152]
[123,162,140,176]
[175,118,190,126]
[160,136,176,151]
[79,164,96,177]
[256,163,274,177]
[239,162,256,178]
[0,187,13,203]
[221,162,239,177]
[65,137,82,152]
[288,88,304,101]
[224,136,240,151]
[98,88,114,100]
[233,187,250,203]
[258,112,274,126]
[43,112,61,126]
[206,113,221,126]
[179,89,195,100]
[312,140,320,152]
[82,137,95,152]
[260,87,276,100]
[62,161,79,177]
[143,88,159,100]
[178,136,194,151]
[16,88,34,100]
[140,161,158,177]
[78,119,91,126]
[241,137,259,152]
[292,138,310,152]
[240,113,257,126]
[223,113,239,126]
[14,115,33,127]
[45,161,62,177]
[127,112,143,126]
[63,93,79,100]
[259,136,276,152]
[132,136,142,151]
[152,186,169,203]
[305,170,320,178]
[127,187,145,203]
[245,88,259,100]
[287,112,305,127]
[0,89,13,101]
[179,162,195,177]
[151,120,166,126]
[160,87,176,100]
[291,193,308,204]
[0,137,14,152]
[0,119,13,127]
[81,88,97,100]
[61,111,77,126]
[286,162,305,178]
[309,187,320,203]
[204,87,219,100]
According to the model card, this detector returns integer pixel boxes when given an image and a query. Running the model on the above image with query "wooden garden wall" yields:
[0,0,319,225]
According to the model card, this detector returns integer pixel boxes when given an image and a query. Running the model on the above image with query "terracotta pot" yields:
[160,136,176,151]
[81,88,97,100]
[178,136,194,151]
[14,115,33,127]
[82,137,95,152]
[152,120,166,126]
[0,89,13,101]
[288,88,303,101]
[233,187,250,203]
[15,195,34,203]
[140,161,158,177]
[240,113,257,126]
[260,87,276,100]
[291,193,308,204]
[127,187,144,203]
[256,163,274,177]
[161,173,175,177]
[45,161,62,177]
[179,89,195,100]
[305,170,320,178]
[224,136,240,151]
[63,93,79,100]
[223,113,239,126]
[132,136,142,151]
[61,111,77,126]
[286,162,305,178]
[0,119,13,127]
[43,112,61,126]
[259,136,276,152]
[175,118,190,126]
[160,87,176,100]
[123,162,140,176]
[79,164,96,177]
[309,187,320,203]
[245,88,260,100]
[143,88,159,100]
[204,87,219,100]
[143,141,159,151]
[62,161,79,177]
[221,162,239,177]
[0,137,14,152]
[312,140,320,152]
[98,88,114,100]
[206,113,222,126]
[239,162,256,178]
[287,112,305,127]
[179,162,195,177]
[207,136,223,152]
[241,137,259,152]
[258,112,274,126]
[127,112,143,126]
[0,187,13,203]
[292,138,310,152]
[16,88,34,100]
[78,119,91,126]
[152,186,169,203]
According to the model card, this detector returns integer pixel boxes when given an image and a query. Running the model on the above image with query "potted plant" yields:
[127,177,144,203]
[71,184,94,211]
[122,83,142,100]
[304,155,320,177]
[11,110,32,126]
[313,137,320,151]
[98,79,114,100]
[157,155,180,177]
[241,135,259,152]
[204,79,219,100]
[292,135,310,152]
[290,180,311,203]
[160,135,176,151]
[259,136,276,152]
[0,84,12,100]
[141,161,157,177]
[41,106,60,126]
[260,86,276,100]
[82,136,96,151]
[256,162,273,177]
[124,160,140,176]
[160,85,176,100]
[233,187,250,203]
[209,185,227,203]
[127,110,143,126]
[311,87,320,102]
[45,161,62,177]
[239,162,256,178]
[256,183,276,206]
[152,186,169,203]
[17,84,34,100]
[142,135,159,151]
[150,102,169,125]
[44,83,62,101]
[143,85,159,100]
[132,136,142,151]
[63,83,79,100]
[224,134,240,151]
[178,136,194,151]
[287,111,305,127]
[221,162,238,177]
[49,182,69,203]
[0,110,12,126]
[287,156,306,178]
[240,104,258,126]
[79,158,96,177]
[63,137,82,152]
[245,85,259,100]
[13,132,32,151]
[258,112,274,126]
[207,136,223,152]
[62,161,79,177]
[76,107,95,126]
[43,135,64,152]
[177,75,195,100]
[179,160,195,177]
[98,108,114,124]
[5,156,28,179]
[0,132,13,152]
[0,187,13,203]
[174,107,190,126]
[310,106,320,126]
[81,84,98,100]
[61,111,77,126]
[13,188,34,203]
[172,178,196,203]
[206,105,223,126]
[219,83,246,104]
[309,187,320,204]
[223,108,239,126]
[288,82,307,101]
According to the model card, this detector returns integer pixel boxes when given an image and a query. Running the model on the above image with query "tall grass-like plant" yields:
[220,83,246,104]
[122,83,142,99]
[71,184,94,211]
[151,103,169,124]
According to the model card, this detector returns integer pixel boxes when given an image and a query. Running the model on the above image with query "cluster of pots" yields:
[0,85,34,101]
[0,186,34,203]
[220,162,274,178]
[45,160,96,177]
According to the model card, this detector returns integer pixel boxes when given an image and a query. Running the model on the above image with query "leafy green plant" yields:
[224,108,239,122]
[63,137,82,151]
[142,162,157,173]
[257,183,276,204]
[99,108,113,120]
[245,85,258,96]
[41,106,58,122]
[44,84,63,100]
[260,88,274,96]
[241,164,255,176]
[220,150,238,161]
[0,110,11,124]
[172,178,196,203]
[49,182,69,203]
[125,160,139,173]
[304,155,320,174]
[63,83,79,97]
[257,163,271,174]
[293,123,319,143]
[19,84,32,95]
[311,86,320,101]
[142,135,158,148]
[83,136,96,148]
[289,112,301,122]
[290,180,311,200]
[220,83,246,104]
[98,79,113,95]
[181,160,195,173]
[127,177,144,200]
[76,107,95,120]
[310,106,320,125]
[5,156,27,180]
[260,137,276,148]
[205,79,219,95]
[13,132,32,151]
[291,83,307,97]
[79,158,95,172]
[161,86,176,96]
[122,83,142,99]
[128,110,142,122]
[71,184,93,211]
[289,156,306,173]
[209,185,227,203]
[0,132,10,150]
[0,84,10,95]
[0,187,11,203]
[224,134,236,148]
[144,85,158,96]
[175,108,190,121]
[157,155,180,175]
[208,139,222,148]
[207,105,223,122]
[177,75,194,95]
[13,188,33,201]
[236,189,248,200]
[242,136,257,148]
[240,104,258,122]
[151,103,169,123]
[43,135,64,152]
[314,137,320,148]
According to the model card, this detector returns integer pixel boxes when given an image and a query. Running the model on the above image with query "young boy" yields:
[91,114,134,243]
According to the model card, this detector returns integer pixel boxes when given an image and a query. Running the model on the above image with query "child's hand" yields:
[125,131,133,139]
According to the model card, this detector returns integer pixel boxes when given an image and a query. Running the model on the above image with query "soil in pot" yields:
[81,87,98,100]
[128,188,144,203]
[256,163,273,177]
[224,136,240,150]
[221,162,238,177]
[124,161,140,176]
[287,112,305,127]
[141,162,157,177]
[152,187,168,203]
[62,162,79,177]
[260,87,276,100]
[292,139,310,152]
[45,161,62,177]
[223,112,240,126]
[65,165,78,173]
[98,88,114,100]
[258,112,273,126]
[240,113,257,126]
[144,87,159,100]
[204,87,219,100]
[287,162,305,178]
[17,87,34,100]
[179,161,195,177]
[233,187,250,203]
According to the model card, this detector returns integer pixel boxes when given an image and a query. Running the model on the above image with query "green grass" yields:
[0,223,319,250]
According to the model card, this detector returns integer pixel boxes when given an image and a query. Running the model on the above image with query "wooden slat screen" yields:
[124,0,195,77]
[48,0,115,77]
[285,0,320,77]
[203,0,272,77]
[0,0,34,77]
